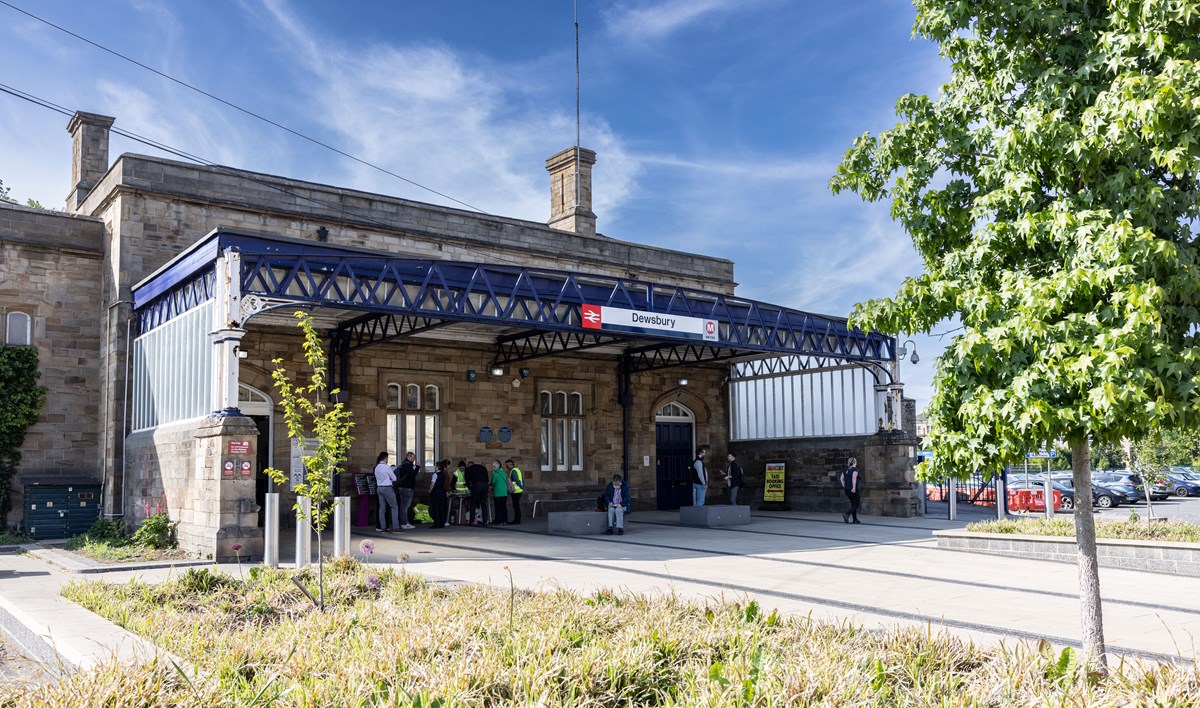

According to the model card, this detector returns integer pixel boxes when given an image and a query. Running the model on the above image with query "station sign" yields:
[1025,450,1058,459]
[581,304,718,342]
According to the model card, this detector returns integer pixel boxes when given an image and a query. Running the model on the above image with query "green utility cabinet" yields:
[24,478,102,540]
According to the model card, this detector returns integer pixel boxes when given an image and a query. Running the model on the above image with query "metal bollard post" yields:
[264,492,280,568]
[295,496,311,569]
[948,481,957,521]
[1043,477,1054,520]
[996,477,1006,520]
[333,496,351,557]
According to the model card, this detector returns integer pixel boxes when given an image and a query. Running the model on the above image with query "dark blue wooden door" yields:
[655,422,693,510]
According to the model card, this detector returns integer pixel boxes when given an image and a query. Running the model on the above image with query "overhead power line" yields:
[0,0,484,213]
[0,83,543,269]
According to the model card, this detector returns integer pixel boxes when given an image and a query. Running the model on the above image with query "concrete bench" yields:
[547,511,609,535]
[680,505,751,527]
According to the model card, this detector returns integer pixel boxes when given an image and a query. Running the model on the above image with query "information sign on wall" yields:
[764,462,786,502]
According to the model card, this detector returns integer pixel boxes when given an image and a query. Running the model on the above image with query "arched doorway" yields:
[655,402,695,510]
[238,384,274,527]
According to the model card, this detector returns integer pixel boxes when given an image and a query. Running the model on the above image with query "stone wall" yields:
[0,204,105,529]
[732,430,922,517]
[238,329,727,523]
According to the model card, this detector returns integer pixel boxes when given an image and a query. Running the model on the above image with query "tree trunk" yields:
[1071,438,1108,672]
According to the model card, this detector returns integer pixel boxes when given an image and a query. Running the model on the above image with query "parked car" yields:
[1092,472,1162,502]
[1163,472,1200,498]
[1089,472,1142,504]
[1045,474,1124,509]
[1008,478,1075,510]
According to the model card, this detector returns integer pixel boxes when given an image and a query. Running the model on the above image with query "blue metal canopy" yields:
[132,228,895,373]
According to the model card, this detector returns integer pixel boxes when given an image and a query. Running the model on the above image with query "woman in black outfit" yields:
[429,459,450,529]
[842,457,861,524]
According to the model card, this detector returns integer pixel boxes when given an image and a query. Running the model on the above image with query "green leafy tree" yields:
[0,347,47,527]
[262,312,354,609]
[0,179,13,204]
[831,1,1200,671]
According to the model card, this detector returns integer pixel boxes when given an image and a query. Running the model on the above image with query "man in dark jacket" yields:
[724,452,744,505]
[603,474,631,535]
[395,452,418,529]
[464,460,491,526]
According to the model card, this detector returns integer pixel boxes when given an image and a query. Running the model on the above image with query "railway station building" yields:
[1,111,921,555]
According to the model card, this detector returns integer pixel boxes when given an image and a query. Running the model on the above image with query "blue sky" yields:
[0,0,947,408]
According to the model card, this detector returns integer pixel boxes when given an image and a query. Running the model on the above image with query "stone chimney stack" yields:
[67,111,115,212]
[546,146,597,236]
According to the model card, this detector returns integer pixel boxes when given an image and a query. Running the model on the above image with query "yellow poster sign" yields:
[764,462,785,502]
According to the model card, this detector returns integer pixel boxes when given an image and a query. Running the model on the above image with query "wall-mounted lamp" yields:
[677,378,689,387]
[519,367,530,379]
[898,339,919,364]
[490,366,505,377]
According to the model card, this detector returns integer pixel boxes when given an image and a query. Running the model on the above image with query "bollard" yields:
[295,496,311,569]
[1043,477,1054,519]
[264,492,280,568]
[333,496,351,557]
[996,477,1006,519]
[948,481,957,521]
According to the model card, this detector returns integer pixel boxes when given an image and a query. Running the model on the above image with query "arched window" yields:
[541,389,584,472]
[387,381,441,473]
[4,311,31,346]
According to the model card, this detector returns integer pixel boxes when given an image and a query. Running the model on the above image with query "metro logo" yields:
[705,320,716,336]
[581,304,602,329]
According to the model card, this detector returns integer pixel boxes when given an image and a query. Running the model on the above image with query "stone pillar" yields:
[901,396,917,435]
[66,111,115,212]
[860,430,922,517]
[191,414,264,560]
[546,146,597,236]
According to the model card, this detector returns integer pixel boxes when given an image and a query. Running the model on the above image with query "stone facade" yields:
[0,203,106,527]
[2,110,909,552]
[732,430,922,517]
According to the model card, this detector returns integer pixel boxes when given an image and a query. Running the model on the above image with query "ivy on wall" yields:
[0,345,47,527]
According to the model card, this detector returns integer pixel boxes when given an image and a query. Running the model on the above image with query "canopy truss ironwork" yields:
[132,229,895,377]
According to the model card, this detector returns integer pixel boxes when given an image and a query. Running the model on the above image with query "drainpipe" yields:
[618,355,633,478]
[104,300,132,519]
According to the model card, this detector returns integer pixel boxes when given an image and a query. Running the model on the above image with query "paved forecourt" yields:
[2,509,1197,673]
[361,510,1200,664]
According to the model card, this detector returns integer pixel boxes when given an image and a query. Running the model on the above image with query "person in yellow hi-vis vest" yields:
[451,460,470,525]
[505,458,525,525]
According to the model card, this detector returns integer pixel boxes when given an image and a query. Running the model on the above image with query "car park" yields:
[1044,474,1125,509]
[1089,475,1142,501]
[1007,478,1075,510]
[1163,471,1200,498]
[1092,472,1158,502]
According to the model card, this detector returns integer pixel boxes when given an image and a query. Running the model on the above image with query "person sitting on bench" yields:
[604,474,631,536]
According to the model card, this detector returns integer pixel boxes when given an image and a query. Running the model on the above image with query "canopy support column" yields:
[211,249,245,415]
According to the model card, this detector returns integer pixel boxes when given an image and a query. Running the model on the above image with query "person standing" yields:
[452,460,470,524]
[395,451,418,530]
[373,451,399,532]
[490,459,509,525]
[428,459,450,529]
[465,460,490,526]
[505,459,525,525]
[692,446,709,506]
[604,473,631,535]
[724,452,744,505]
[842,457,861,524]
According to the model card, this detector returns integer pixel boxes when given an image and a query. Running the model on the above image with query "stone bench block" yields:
[547,511,609,535]
[680,504,751,527]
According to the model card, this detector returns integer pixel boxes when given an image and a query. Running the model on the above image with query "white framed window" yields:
[4,311,31,346]
[387,382,441,473]
[540,389,584,471]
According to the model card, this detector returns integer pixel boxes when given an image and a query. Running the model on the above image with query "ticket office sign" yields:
[764,462,786,502]
[581,304,718,342]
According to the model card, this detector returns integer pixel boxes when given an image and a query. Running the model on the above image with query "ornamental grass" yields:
[0,558,1195,706]
[967,517,1200,543]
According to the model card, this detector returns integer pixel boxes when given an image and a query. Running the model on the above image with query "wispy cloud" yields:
[254,0,638,222]
[604,0,748,41]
